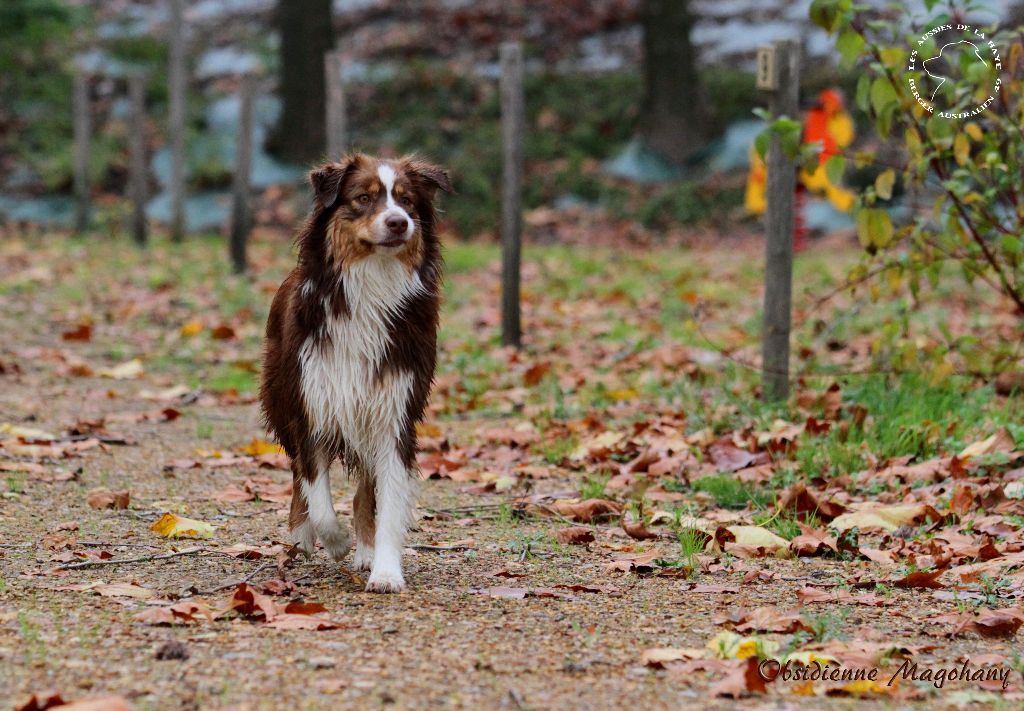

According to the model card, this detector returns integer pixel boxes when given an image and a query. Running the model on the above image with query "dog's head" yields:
[308,153,451,267]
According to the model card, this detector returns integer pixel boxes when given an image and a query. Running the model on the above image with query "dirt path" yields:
[2,236,1023,710]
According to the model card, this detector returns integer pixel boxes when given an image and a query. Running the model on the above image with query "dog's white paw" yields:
[291,521,316,559]
[365,566,405,593]
[320,525,352,562]
[353,542,374,571]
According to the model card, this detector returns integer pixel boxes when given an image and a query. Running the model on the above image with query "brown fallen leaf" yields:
[641,647,704,668]
[891,569,946,590]
[954,607,1024,638]
[604,549,661,573]
[553,526,594,545]
[550,498,624,523]
[620,513,660,541]
[732,606,812,634]
[92,583,156,600]
[709,656,767,698]
[959,428,1015,460]
[134,601,215,625]
[796,587,883,606]
[14,690,65,711]
[265,613,342,630]
[61,324,92,341]
[776,482,846,522]
[85,489,130,510]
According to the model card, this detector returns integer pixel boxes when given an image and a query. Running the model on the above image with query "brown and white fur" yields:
[260,153,451,593]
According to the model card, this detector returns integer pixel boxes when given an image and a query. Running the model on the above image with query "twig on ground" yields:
[408,543,475,552]
[200,560,275,594]
[0,543,33,548]
[55,547,205,570]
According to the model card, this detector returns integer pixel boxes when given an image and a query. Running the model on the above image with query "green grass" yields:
[691,474,772,509]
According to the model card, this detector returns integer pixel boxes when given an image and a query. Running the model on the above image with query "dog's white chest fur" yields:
[299,256,423,455]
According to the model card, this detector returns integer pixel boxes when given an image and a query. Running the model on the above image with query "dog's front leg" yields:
[365,447,412,593]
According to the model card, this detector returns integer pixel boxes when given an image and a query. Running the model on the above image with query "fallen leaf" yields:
[14,691,65,711]
[97,358,144,379]
[709,656,767,697]
[86,489,130,510]
[830,504,942,532]
[61,324,92,341]
[550,498,623,523]
[150,512,214,539]
[239,438,286,456]
[954,607,1024,638]
[641,647,703,667]
[891,569,945,589]
[92,583,156,600]
[959,428,1015,460]
[553,527,594,544]
[265,614,342,630]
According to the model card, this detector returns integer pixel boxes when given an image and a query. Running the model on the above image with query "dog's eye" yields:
[398,196,413,208]
[356,194,371,205]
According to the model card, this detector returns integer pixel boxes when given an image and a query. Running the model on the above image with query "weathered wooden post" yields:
[168,0,187,241]
[499,41,524,349]
[72,71,91,233]
[758,40,800,402]
[324,49,346,159]
[127,73,148,247]
[229,74,255,274]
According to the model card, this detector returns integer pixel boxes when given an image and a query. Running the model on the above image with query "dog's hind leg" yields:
[299,446,352,561]
[288,452,316,558]
[351,460,376,571]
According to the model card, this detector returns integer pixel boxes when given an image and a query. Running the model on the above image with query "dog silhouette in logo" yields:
[922,40,988,102]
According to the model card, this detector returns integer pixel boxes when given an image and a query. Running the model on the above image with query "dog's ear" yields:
[308,155,359,209]
[402,157,453,197]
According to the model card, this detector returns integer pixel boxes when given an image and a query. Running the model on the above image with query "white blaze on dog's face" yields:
[309,154,451,269]
[372,163,415,248]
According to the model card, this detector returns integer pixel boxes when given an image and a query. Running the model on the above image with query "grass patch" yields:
[691,474,772,509]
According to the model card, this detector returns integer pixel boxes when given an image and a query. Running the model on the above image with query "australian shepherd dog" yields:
[260,153,451,592]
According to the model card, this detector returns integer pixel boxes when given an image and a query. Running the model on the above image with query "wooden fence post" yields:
[760,40,800,402]
[128,73,148,247]
[499,41,524,349]
[168,0,187,241]
[324,49,346,159]
[72,71,91,233]
[230,74,255,274]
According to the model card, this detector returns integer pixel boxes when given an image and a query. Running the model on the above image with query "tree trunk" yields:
[638,0,710,165]
[272,0,333,164]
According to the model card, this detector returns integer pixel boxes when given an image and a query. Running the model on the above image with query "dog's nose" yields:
[385,215,408,235]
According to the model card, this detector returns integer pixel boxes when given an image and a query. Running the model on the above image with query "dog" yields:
[260,153,451,592]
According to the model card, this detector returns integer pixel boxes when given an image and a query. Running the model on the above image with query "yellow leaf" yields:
[239,438,286,456]
[964,122,983,142]
[835,679,894,696]
[726,525,791,556]
[98,358,144,380]
[606,388,638,402]
[706,630,778,660]
[830,504,940,532]
[180,320,203,337]
[954,132,970,166]
[0,423,58,441]
[959,428,1015,460]
[856,208,893,249]
[150,512,215,539]
[874,169,895,200]
[416,422,443,438]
